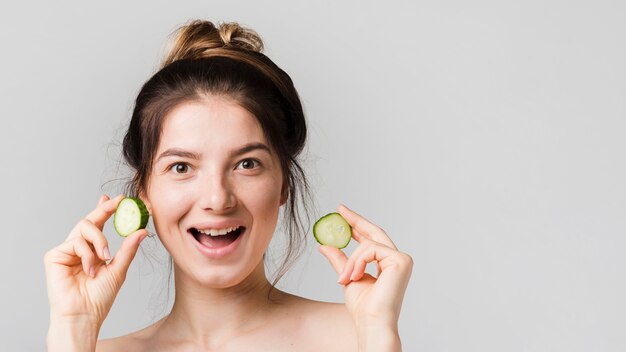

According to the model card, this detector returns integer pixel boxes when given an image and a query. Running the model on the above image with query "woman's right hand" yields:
[44,194,148,335]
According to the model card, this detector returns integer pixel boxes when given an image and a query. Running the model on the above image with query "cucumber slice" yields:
[114,197,149,237]
[313,212,352,249]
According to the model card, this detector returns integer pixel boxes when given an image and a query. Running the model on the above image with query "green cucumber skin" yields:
[114,197,149,237]
[313,212,352,249]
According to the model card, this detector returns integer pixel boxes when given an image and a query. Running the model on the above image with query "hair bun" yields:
[161,20,264,67]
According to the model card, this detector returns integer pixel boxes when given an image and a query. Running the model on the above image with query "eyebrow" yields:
[155,142,272,163]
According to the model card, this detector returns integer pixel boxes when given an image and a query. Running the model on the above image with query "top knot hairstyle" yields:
[121,20,311,286]
[161,21,264,65]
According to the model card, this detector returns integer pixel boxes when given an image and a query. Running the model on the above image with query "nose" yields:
[198,171,237,213]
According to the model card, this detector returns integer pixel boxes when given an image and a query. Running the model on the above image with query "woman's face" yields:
[142,95,285,288]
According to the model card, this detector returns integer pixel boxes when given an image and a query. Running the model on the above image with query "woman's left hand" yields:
[319,204,413,334]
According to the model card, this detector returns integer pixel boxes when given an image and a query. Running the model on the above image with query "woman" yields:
[44,20,413,351]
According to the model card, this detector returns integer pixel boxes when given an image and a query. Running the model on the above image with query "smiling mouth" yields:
[189,226,245,248]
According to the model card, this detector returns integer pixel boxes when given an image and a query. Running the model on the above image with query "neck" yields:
[159,261,283,347]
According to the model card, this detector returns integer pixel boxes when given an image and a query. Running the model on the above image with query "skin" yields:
[44,95,413,352]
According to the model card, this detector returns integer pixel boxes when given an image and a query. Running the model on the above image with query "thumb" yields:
[107,229,148,281]
[318,245,348,275]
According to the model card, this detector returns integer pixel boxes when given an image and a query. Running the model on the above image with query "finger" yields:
[348,229,383,278]
[339,259,355,284]
[350,257,368,281]
[340,239,401,284]
[337,204,397,250]
[57,238,98,277]
[72,219,111,261]
[84,194,125,230]
[107,229,148,282]
[318,245,348,276]
[97,194,109,207]
[338,239,370,284]
[351,228,367,242]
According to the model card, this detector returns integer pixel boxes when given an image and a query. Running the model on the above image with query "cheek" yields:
[239,177,283,230]
[246,177,283,208]
[148,179,194,230]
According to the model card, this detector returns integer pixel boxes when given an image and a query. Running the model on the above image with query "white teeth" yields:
[197,226,239,236]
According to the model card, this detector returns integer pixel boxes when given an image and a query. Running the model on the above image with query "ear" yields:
[280,181,289,206]
[138,190,153,215]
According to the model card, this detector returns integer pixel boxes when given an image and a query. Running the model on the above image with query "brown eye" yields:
[171,163,189,174]
[238,159,259,170]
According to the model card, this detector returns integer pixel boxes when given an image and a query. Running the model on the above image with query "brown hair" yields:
[121,20,311,286]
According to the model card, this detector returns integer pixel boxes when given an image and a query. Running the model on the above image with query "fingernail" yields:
[89,266,95,278]
[103,246,111,260]
[341,271,350,281]
[338,272,347,284]
[350,272,357,281]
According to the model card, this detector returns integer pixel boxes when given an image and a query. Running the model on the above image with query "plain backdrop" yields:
[1,0,625,351]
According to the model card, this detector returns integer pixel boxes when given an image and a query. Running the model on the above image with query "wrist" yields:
[47,316,100,352]
[356,322,401,352]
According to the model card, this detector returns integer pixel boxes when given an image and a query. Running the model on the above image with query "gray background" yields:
[1,0,625,351]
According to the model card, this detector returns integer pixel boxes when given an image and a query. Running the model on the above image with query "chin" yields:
[181,260,265,289]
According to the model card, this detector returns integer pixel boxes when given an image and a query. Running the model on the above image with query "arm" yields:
[357,324,402,352]
[47,317,100,352]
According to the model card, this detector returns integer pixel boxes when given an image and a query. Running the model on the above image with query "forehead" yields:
[157,96,266,152]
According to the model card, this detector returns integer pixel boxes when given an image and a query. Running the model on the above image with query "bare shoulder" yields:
[291,295,352,323]
[96,335,133,352]
[96,319,164,352]
[274,292,358,350]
